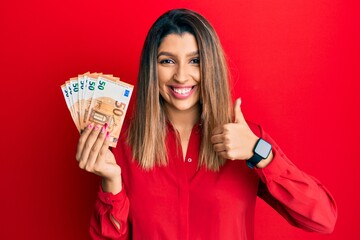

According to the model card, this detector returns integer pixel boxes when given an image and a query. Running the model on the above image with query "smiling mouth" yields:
[170,86,195,95]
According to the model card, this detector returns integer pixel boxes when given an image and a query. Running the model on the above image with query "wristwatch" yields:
[246,138,272,169]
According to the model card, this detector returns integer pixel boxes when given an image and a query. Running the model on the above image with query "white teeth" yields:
[173,87,192,95]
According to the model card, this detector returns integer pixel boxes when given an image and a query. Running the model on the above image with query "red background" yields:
[1,0,359,239]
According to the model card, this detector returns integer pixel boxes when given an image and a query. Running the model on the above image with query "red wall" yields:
[1,0,359,239]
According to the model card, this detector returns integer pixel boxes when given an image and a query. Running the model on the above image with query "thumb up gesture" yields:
[211,98,259,160]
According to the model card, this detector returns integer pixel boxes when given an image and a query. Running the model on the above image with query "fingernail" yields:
[102,123,108,133]
[94,125,100,131]
[106,131,110,139]
[88,124,93,129]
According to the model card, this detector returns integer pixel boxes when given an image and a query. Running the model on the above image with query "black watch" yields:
[246,138,272,169]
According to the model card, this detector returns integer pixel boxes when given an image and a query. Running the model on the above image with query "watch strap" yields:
[246,153,263,169]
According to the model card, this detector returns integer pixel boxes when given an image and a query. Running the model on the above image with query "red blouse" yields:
[89,122,337,240]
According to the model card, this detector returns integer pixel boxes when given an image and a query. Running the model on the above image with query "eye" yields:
[159,59,175,64]
[190,58,200,64]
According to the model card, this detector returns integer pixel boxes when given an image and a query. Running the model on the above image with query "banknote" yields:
[70,77,81,130]
[80,73,121,130]
[61,84,80,131]
[60,72,133,147]
[77,72,89,129]
[65,80,81,131]
[81,73,99,130]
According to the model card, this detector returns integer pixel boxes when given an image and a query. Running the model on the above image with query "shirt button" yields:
[187,158,192,163]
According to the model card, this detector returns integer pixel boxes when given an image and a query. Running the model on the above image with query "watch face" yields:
[255,139,272,159]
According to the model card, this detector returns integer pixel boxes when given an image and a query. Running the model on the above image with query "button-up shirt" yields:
[89,121,337,240]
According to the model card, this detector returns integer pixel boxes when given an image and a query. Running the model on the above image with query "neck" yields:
[164,104,201,131]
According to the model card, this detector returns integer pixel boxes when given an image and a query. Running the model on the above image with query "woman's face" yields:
[157,33,201,113]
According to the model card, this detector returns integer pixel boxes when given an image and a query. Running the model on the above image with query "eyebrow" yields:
[157,51,199,58]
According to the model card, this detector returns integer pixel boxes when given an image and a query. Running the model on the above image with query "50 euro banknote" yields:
[61,73,133,148]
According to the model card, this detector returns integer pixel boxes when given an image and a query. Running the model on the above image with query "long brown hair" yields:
[128,9,232,170]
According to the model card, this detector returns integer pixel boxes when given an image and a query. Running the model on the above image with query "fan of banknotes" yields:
[60,72,133,147]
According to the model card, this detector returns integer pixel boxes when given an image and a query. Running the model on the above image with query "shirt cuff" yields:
[97,184,127,205]
[255,132,294,184]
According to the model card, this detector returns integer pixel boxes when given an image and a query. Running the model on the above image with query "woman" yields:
[76,9,337,240]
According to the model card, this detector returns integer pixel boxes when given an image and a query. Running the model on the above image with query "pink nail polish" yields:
[94,125,99,131]
[106,131,110,139]
[102,123,108,132]
[88,124,93,129]
[102,124,107,133]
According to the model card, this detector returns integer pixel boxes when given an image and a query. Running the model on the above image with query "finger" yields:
[93,132,111,174]
[234,98,246,124]
[213,142,228,158]
[211,134,224,144]
[76,123,94,161]
[211,126,223,135]
[213,143,227,152]
[85,124,109,171]
[98,131,110,164]
[78,124,102,169]
[217,151,229,160]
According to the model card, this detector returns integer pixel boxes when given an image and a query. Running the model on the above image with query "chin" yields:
[172,101,199,112]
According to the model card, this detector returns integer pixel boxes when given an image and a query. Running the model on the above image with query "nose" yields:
[173,63,189,83]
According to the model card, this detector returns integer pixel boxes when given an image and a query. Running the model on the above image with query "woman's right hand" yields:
[76,123,122,194]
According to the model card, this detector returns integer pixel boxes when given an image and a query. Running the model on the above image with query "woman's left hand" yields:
[211,98,259,161]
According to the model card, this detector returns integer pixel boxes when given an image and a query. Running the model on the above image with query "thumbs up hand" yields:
[211,98,259,161]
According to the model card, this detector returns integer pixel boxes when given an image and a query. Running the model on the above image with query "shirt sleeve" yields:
[251,124,338,233]
[89,184,130,240]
